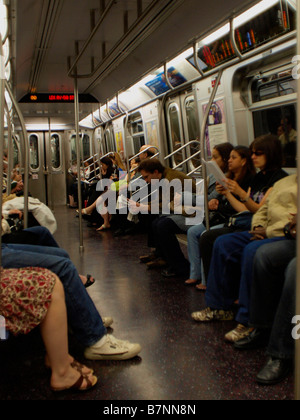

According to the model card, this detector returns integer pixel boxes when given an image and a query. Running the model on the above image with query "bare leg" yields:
[101,211,111,228]
[82,201,97,215]
[40,275,97,390]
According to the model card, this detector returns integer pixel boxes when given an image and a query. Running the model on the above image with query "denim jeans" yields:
[187,223,224,281]
[2,243,106,346]
[205,231,287,325]
[24,226,61,247]
[250,241,296,359]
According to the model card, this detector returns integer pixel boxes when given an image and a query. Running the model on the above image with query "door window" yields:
[128,112,145,154]
[50,134,61,169]
[168,103,183,166]
[185,97,200,169]
[29,134,39,170]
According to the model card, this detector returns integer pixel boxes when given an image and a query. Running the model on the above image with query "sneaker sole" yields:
[84,344,142,361]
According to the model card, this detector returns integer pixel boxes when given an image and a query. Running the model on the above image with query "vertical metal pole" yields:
[5,81,29,229]
[295,0,300,401]
[5,101,13,196]
[200,69,223,230]
[123,112,130,175]
[48,117,54,211]
[74,77,84,251]
[0,36,5,269]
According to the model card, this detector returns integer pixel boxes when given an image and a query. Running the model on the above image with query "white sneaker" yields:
[84,334,142,361]
[102,317,114,328]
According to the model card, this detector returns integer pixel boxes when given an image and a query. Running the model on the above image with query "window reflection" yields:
[71,134,91,162]
[253,104,297,168]
[168,103,183,165]
[51,134,60,169]
[29,134,39,170]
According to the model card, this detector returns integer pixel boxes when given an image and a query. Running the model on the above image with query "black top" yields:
[249,168,288,204]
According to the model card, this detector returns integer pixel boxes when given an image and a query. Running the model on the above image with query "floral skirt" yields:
[0,267,57,335]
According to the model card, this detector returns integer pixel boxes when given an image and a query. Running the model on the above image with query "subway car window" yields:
[29,134,39,170]
[167,102,183,165]
[185,97,200,168]
[128,112,145,154]
[253,104,297,167]
[12,136,20,167]
[82,134,91,160]
[50,134,61,170]
[251,71,297,103]
[71,134,91,162]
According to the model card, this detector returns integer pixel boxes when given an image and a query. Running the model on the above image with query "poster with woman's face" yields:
[202,99,228,156]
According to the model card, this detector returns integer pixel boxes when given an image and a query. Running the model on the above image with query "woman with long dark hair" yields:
[185,144,255,287]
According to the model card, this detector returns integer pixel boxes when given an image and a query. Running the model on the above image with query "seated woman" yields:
[109,151,126,178]
[0,267,98,392]
[2,241,142,360]
[192,175,296,345]
[200,134,287,282]
[186,145,255,289]
[79,157,114,224]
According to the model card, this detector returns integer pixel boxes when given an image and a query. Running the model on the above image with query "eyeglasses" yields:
[252,151,265,157]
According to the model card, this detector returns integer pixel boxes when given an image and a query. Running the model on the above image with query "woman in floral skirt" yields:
[0,266,97,392]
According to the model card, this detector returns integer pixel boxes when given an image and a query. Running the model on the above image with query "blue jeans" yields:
[24,226,60,247]
[250,241,296,359]
[205,231,286,325]
[187,223,224,281]
[2,243,106,346]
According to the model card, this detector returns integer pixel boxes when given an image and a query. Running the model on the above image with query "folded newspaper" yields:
[202,158,227,188]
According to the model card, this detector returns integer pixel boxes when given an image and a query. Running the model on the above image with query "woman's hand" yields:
[215,182,228,196]
[208,199,219,211]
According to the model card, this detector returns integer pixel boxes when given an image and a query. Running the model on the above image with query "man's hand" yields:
[249,226,267,241]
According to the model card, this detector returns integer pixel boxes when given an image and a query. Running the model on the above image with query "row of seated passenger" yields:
[77,137,296,386]
[135,134,296,385]
[0,224,142,392]
[0,135,297,391]
[0,145,160,393]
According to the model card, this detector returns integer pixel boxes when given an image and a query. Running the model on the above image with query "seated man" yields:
[2,242,142,361]
[234,239,296,385]
[129,158,196,274]
[191,175,297,343]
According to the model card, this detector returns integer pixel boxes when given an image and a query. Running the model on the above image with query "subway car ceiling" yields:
[12,0,263,128]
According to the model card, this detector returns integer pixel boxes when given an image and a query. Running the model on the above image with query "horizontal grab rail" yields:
[164,140,200,160]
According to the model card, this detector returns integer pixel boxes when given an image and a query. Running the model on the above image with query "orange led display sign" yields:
[20,93,98,104]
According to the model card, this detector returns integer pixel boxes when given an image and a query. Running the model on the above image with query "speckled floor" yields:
[0,206,295,400]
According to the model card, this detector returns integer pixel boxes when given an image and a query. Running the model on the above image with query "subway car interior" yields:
[0,0,300,401]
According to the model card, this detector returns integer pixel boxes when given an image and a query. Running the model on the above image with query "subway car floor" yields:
[0,205,295,401]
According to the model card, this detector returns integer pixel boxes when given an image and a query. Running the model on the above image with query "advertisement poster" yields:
[115,131,124,156]
[146,120,159,149]
[202,99,227,156]
[146,67,186,95]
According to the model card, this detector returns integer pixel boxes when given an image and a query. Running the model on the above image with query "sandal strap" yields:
[71,360,94,375]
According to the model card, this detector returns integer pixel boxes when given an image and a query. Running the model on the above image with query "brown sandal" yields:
[51,373,97,393]
[195,284,207,291]
[45,357,94,375]
[71,360,94,375]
